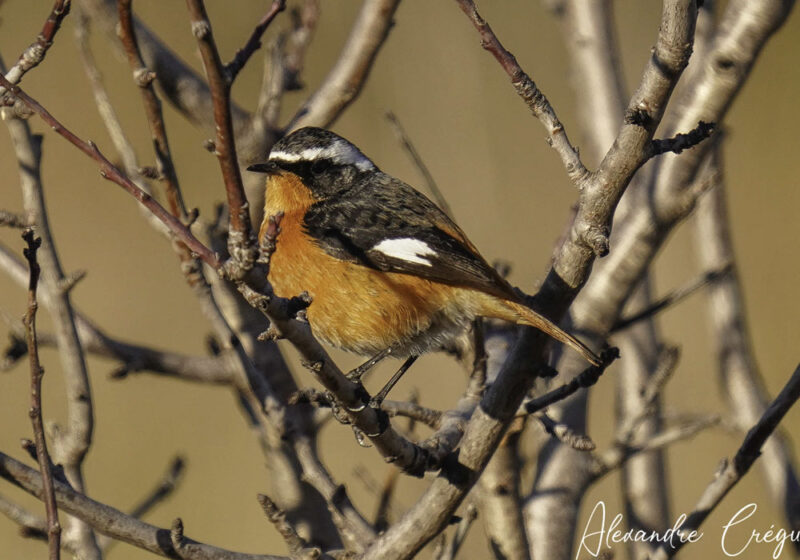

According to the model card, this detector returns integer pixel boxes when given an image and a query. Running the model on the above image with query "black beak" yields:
[247,161,279,174]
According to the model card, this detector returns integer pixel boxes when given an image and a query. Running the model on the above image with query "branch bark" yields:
[21,229,61,560]
[3,106,101,559]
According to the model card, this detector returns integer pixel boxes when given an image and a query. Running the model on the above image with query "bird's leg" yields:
[347,347,392,381]
[370,355,419,407]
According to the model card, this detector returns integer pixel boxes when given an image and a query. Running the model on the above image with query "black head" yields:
[247,127,377,198]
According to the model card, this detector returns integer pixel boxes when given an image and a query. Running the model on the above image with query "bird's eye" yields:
[311,160,330,175]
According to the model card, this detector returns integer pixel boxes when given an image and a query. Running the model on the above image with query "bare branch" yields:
[117,0,188,219]
[524,350,618,414]
[0,0,71,95]
[257,494,310,556]
[0,75,219,268]
[185,0,254,249]
[3,100,100,558]
[612,265,731,332]
[476,425,530,560]
[649,120,715,157]
[287,0,401,130]
[535,412,596,451]
[78,0,251,130]
[225,1,287,83]
[0,451,288,560]
[594,414,720,480]
[435,503,478,560]
[385,111,452,219]
[21,229,61,560]
[650,363,800,559]
[694,138,800,540]
[453,0,588,184]
[0,210,29,229]
[381,400,442,429]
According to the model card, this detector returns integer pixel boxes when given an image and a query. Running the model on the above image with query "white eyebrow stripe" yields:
[269,143,376,172]
[371,238,436,266]
[269,148,322,162]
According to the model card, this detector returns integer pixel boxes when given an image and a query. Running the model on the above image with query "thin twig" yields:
[225,0,287,83]
[22,228,61,560]
[0,75,218,268]
[613,265,731,332]
[535,412,595,451]
[649,120,715,157]
[130,456,185,519]
[650,364,800,559]
[287,0,401,130]
[524,349,619,414]
[253,0,320,131]
[436,503,478,560]
[0,210,29,229]
[257,494,309,556]
[185,0,254,258]
[118,0,188,219]
[594,414,720,480]
[615,345,681,443]
[453,0,588,185]
[0,0,72,95]
[381,399,442,429]
[385,111,453,219]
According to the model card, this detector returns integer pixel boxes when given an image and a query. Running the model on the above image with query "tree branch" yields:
[0,0,71,95]
[117,0,188,219]
[3,97,101,559]
[0,75,219,268]
[185,0,254,249]
[287,0,401,130]
[0,451,288,560]
[454,0,588,184]
[225,1,287,83]
[650,363,800,559]
[21,229,61,560]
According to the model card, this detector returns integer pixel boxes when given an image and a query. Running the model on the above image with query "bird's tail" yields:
[478,295,601,366]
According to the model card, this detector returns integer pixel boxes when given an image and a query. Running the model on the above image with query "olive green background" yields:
[0,1,798,558]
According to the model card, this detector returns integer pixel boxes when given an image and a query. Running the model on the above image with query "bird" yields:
[247,127,601,385]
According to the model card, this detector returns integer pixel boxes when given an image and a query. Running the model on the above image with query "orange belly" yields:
[269,219,461,354]
[261,172,475,356]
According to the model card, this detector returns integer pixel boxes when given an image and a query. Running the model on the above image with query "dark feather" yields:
[303,173,513,299]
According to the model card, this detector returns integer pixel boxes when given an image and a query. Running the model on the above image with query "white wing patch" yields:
[372,238,436,266]
[270,139,375,172]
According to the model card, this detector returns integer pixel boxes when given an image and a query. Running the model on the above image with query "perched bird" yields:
[248,127,600,373]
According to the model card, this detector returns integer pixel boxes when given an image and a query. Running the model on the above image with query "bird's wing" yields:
[302,174,513,299]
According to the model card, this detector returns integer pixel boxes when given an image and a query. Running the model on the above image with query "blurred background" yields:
[0,1,798,558]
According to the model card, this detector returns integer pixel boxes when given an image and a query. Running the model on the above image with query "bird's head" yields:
[248,127,377,199]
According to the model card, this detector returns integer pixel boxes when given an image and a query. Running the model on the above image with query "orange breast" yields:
[261,173,456,355]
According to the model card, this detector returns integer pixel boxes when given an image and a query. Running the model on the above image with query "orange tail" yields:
[478,295,601,366]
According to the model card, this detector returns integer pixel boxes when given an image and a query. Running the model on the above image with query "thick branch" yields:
[0,451,287,560]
